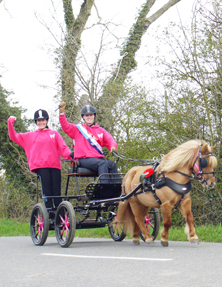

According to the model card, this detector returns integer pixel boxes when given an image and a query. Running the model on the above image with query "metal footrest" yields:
[85,183,97,199]
[85,182,122,200]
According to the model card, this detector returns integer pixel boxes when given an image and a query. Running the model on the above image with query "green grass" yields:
[1,218,222,242]
[0,218,30,236]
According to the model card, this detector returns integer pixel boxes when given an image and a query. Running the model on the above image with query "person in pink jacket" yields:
[59,102,121,183]
[8,109,72,218]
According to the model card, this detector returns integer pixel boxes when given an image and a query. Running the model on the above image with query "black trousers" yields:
[36,168,62,210]
[78,158,121,183]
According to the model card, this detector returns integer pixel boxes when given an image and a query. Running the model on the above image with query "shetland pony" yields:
[116,140,217,246]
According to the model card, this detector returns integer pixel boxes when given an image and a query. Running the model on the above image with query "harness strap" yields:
[134,186,162,205]
[151,189,162,205]
[176,170,196,179]
[173,193,185,210]
[157,177,192,194]
[141,170,191,208]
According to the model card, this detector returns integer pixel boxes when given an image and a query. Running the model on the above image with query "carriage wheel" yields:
[108,206,126,242]
[30,203,49,246]
[140,208,160,242]
[55,201,76,248]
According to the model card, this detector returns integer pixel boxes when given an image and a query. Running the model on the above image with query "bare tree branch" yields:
[146,0,181,25]
[100,0,182,130]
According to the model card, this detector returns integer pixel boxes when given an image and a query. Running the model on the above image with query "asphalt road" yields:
[0,236,222,287]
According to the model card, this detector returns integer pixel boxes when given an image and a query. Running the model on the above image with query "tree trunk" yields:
[61,0,95,104]
[100,0,181,130]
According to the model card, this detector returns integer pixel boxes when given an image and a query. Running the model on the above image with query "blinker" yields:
[199,157,208,168]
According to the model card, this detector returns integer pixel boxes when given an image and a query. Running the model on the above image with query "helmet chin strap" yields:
[84,121,95,127]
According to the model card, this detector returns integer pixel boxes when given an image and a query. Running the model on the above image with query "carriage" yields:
[30,156,160,248]
[30,139,217,248]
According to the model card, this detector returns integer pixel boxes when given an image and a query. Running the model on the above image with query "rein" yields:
[112,151,158,164]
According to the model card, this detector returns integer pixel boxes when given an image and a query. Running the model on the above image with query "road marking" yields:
[42,253,173,261]
[28,273,48,278]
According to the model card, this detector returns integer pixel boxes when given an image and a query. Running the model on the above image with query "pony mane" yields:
[158,140,204,173]
[206,146,217,168]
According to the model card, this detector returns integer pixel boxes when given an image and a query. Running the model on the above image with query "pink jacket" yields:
[59,114,117,160]
[8,117,72,172]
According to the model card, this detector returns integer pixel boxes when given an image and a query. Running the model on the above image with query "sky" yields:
[0,0,197,124]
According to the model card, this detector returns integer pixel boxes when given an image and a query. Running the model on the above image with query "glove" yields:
[111,147,117,153]
[59,102,66,113]
[9,116,17,120]
[70,151,74,159]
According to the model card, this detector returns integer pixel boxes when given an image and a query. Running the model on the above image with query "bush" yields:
[0,175,35,220]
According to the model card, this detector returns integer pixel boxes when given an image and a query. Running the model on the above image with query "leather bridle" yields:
[192,148,215,185]
[176,148,215,186]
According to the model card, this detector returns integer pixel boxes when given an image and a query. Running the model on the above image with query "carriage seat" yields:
[67,167,98,177]
[62,160,98,177]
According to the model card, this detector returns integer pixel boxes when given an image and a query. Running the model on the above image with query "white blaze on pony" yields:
[115,140,217,247]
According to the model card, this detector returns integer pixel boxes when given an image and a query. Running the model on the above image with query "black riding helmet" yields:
[81,105,96,117]
[34,109,49,122]
[81,105,96,126]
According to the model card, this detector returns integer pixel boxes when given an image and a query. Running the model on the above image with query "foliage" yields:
[55,1,181,132]
[149,0,222,145]
[138,0,222,224]
[0,175,35,219]
[97,0,181,132]
[0,84,37,192]
[54,0,95,124]
[1,0,222,227]
[108,0,222,225]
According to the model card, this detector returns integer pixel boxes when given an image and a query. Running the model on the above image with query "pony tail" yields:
[116,200,135,235]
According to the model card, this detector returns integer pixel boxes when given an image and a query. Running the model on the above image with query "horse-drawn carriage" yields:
[30,156,160,248]
[30,139,217,248]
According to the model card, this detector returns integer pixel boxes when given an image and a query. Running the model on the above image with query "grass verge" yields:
[1,218,222,242]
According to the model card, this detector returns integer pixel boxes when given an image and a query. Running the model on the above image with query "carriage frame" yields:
[30,159,160,248]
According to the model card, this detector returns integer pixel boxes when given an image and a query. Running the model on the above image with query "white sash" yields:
[76,124,103,155]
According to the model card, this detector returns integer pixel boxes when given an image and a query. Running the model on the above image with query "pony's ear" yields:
[211,146,215,151]
[201,142,209,153]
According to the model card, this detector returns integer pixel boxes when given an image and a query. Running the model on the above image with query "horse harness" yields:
[137,148,214,209]
[140,169,191,209]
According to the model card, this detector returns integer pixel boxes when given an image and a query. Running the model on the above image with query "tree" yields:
[148,0,222,146]
[0,83,36,192]
[141,0,222,224]
[99,0,182,131]
[62,0,95,98]
[49,1,183,128]
[53,0,95,123]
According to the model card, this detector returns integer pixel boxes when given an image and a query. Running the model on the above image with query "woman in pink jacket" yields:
[8,109,72,217]
[59,102,121,183]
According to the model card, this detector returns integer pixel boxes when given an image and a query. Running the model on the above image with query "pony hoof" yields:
[190,236,199,244]
[145,237,153,244]
[133,240,140,245]
[161,240,169,247]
